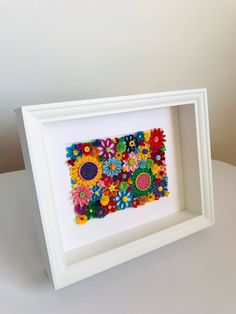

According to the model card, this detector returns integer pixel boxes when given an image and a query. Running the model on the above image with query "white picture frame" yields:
[16,89,214,290]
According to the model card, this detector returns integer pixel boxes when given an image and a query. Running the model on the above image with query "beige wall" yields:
[0,0,236,173]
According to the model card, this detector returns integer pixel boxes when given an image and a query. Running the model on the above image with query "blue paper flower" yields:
[103,158,122,177]
[139,160,147,169]
[151,180,168,197]
[96,207,107,218]
[135,131,144,143]
[124,134,137,152]
[92,185,103,201]
[66,144,82,160]
[116,190,133,210]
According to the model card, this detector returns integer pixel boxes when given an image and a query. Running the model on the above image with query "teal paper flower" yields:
[116,190,133,210]
[103,157,122,177]
[66,144,82,160]
[92,185,103,201]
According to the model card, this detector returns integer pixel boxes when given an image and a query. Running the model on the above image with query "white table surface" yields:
[0,160,235,314]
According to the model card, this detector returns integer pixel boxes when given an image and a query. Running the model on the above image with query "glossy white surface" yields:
[0,160,235,313]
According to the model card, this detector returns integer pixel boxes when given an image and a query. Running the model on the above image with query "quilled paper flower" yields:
[132,168,155,197]
[81,143,93,156]
[151,181,168,197]
[96,207,107,218]
[135,131,144,143]
[66,144,82,160]
[70,155,103,187]
[75,214,88,224]
[123,152,139,172]
[118,171,130,182]
[116,139,127,153]
[124,134,137,152]
[74,204,87,215]
[144,130,151,141]
[92,185,103,200]
[115,152,123,160]
[99,138,116,159]
[100,194,110,206]
[105,200,117,213]
[116,190,133,210]
[147,193,155,202]
[119,181,129,192]
[138,143,151,160]
[103,180,120,197]
[103,157,122,177]
[72,185,93,207]
[152,151,166,165]
[131,198,141,208]
[149,128,166,149]
[66,127,169,224]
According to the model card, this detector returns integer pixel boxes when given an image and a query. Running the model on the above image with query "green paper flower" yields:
[98,155,105,162]
[131,168,154,196]
[116,140,127,153]
[119,181,129,192]
[146,159,154,169]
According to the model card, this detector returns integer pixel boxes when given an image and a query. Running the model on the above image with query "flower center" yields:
[109,164,116,171]
[128,158,135,166]
[122,196,128,202]
[84,146,90,152]
[106,147,111,152]
[156,155,161,160]
[109,184,115,191]
[158,186,163,192]
[142,149,148,154]
[135,173,151,191]
[154,136,159,143]
[79,162,98,181]
[73,150,78,156]
[129,140,135,147]
[80,192,86,198]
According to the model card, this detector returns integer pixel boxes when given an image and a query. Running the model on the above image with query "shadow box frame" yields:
[16,89,214,290]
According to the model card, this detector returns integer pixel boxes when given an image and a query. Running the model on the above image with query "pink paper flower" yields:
[97,179,105,189]
[123,152,139,172]
[99,138,116,159]
[72,185,92,207]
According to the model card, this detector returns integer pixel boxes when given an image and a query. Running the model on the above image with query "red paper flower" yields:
[152,150,166,165]
[102,174,113,186]
[103,180,120,197]
[149,128,166,149]
[122,152,129,160]
[118,171,130,182]
[67,159,75,166]
[77,143,93,156]
[132,199,141,208]
[105,200,117,213]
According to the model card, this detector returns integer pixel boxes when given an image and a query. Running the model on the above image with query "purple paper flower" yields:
[99,138,116,159]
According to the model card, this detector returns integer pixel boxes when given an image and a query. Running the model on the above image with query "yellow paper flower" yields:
[138,143,151,160]
[144,131,151,141]
[115,152,123,160]
[70,155,102,187]
[75,215,88,224]
[152,164,160,175]
[147,193,155,202]
[100,194,110,206]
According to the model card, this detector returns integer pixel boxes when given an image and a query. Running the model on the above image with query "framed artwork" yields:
[16,89,214,289]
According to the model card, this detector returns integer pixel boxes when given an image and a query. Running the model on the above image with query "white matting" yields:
[0,160,235,314]
[43,106,184,251]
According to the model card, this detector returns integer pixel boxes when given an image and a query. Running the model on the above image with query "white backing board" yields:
[43,106,185,252]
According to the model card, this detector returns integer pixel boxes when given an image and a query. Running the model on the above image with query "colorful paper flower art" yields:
[66,128,169,224]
